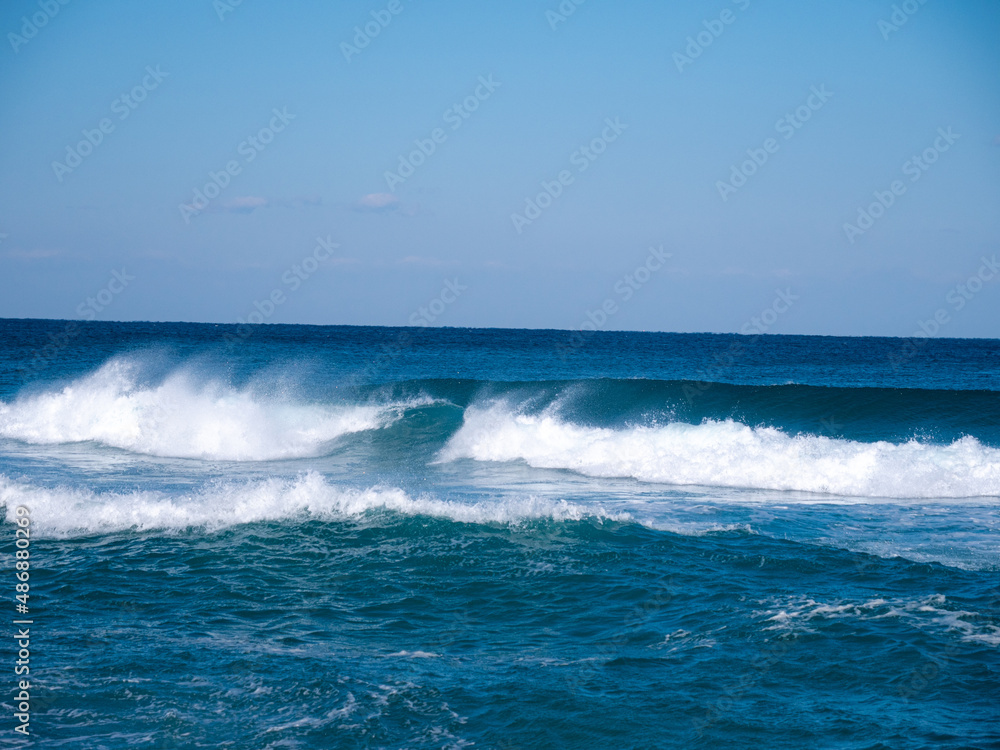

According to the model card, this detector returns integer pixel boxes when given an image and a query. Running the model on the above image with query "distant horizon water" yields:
[4,315,1000,342]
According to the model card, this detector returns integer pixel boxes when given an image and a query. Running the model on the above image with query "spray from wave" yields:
[438,402,1000,499]
[0,358,425,461]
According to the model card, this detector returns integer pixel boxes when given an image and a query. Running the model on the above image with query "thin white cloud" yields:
[354,193,400,212]
[221,196,269,213]
[211,196,322,215]
[397,255,442,267]
[3,247,63,260]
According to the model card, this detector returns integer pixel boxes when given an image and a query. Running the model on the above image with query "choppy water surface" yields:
[2,320,998,748]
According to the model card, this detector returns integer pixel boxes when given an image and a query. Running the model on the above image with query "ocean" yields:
[1,319,998,749]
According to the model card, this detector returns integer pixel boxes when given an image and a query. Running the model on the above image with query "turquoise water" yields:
[2,320,998,748]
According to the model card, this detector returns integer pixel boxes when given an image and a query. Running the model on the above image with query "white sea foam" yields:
[0,472,631,538]
[754,594,1000,646]
[438,403,1000,499]
[0,358,418,461]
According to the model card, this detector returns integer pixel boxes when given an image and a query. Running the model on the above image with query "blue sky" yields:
[1,0,998,336]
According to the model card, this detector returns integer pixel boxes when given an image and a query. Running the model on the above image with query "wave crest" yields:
[0,358,416,460]
[0,472,632,537]
[438,403,1000,499]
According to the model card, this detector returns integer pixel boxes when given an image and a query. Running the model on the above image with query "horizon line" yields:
[2,316,998,343]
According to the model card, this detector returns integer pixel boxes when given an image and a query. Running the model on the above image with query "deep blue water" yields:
[1,319,998,749]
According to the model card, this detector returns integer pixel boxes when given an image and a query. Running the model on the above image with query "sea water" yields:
[1,320,998,748]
